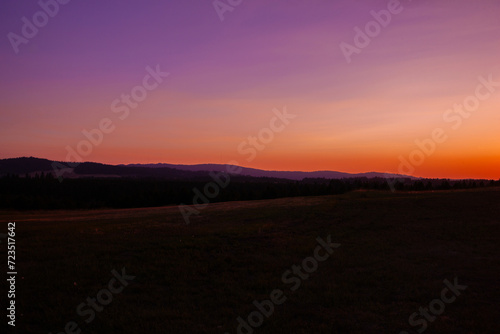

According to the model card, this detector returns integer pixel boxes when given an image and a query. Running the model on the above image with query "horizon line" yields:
[1,156,498,181]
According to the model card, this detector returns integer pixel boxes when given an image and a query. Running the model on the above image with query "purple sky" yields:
[1,0,499,178]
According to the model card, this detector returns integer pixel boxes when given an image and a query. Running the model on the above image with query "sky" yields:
[0,0,499,179]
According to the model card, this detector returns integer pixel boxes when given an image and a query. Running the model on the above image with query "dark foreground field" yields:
[1,188,499,333]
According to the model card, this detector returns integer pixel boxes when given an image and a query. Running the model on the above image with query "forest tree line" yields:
[0,172,498,210]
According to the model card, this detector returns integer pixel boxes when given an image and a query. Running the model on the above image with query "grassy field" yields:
[1,188,499,333]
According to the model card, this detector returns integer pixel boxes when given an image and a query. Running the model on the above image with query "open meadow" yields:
[1,188,499,333]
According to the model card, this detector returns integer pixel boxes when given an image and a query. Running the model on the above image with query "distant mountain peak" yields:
[0,157,413,181]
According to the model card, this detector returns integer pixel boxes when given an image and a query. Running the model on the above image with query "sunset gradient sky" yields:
[1,0,499,179]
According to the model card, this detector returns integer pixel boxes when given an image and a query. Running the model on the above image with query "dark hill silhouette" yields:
[124,163,412,181]
[0,157,497,211]
[74,162,212,180]
[0,157,411,181]
[0,157,54,175]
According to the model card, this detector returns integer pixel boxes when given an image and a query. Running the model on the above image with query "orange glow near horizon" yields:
[1,1,499,180]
